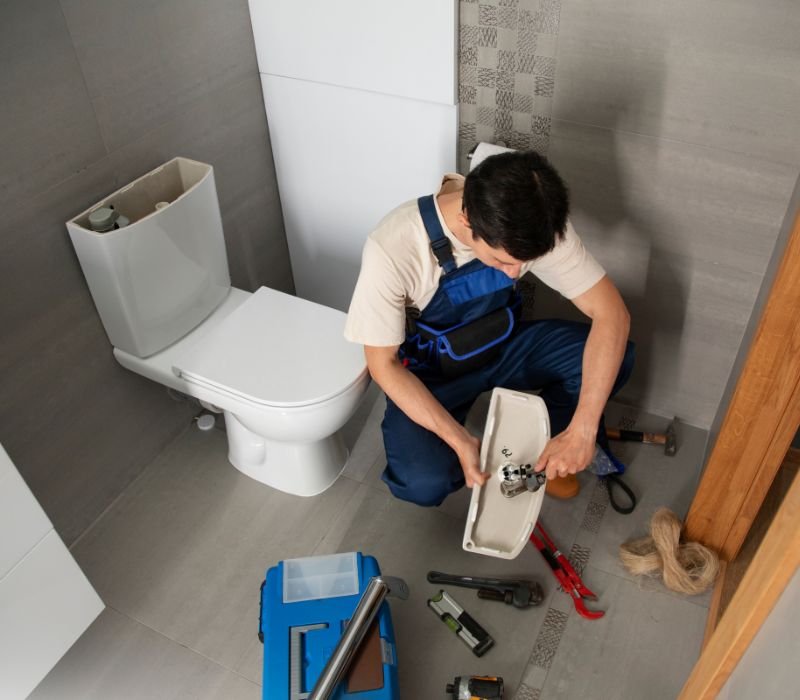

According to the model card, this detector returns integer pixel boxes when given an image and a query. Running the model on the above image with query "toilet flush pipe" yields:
[309,576,409,700]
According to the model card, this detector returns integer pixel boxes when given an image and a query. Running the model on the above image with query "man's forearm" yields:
[364,348,472,454]
[570,305,630,437]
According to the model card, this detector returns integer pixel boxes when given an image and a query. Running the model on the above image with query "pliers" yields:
[529,521,604,620]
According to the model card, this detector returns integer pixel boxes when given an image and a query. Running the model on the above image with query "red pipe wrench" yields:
[529,522,604,620]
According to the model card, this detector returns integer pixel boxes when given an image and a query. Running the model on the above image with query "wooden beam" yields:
[701,559,727,651]
[684,208,800,560]
[678,469,800,699]
[700,448,800,649]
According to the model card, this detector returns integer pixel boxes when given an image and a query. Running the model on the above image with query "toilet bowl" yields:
[115,286,369,496]
[67,157,369,496]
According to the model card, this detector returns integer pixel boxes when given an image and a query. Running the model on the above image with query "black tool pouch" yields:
[414,306,517,378]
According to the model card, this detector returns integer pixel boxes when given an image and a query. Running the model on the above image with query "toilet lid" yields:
[174,287,367,408]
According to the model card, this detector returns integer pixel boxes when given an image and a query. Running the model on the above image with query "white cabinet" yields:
[0,444,103,699]
[261,73,458,311]
[248,0,457,105]
[248,1,459,310]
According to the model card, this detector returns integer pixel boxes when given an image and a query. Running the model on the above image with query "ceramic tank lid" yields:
[173,287,367,408]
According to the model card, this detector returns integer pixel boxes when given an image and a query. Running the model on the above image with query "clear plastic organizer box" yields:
[282,551,360,603]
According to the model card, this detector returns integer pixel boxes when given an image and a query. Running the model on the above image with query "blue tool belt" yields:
[403,301,519,378]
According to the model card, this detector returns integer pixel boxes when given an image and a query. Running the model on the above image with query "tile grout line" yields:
[68,422,197,552]
[517,405,711,699]
[308,472,370,555]
[551,115,799,169]
[517,460,612,698]
[105,605,262,687]
[584,559,715,611]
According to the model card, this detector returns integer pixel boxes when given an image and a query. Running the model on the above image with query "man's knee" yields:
[381,398,465,506]
[381,463,462,507]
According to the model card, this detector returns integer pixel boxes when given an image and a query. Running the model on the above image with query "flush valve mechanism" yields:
[498,461,546,499]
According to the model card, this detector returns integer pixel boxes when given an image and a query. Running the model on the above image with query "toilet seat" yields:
[173,287,367,408]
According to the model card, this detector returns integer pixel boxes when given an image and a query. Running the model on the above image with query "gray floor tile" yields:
[30,608,259,700]
[72,427,360,672]
[233,636,264,688]
[308,481,559,698]
[537,470,597,543]
[537,566,706,700]
[58,397,711,698]
[582,416,713,608]
[340,384,386,483]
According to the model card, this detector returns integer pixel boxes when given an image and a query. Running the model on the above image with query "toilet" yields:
[66,157,369,497]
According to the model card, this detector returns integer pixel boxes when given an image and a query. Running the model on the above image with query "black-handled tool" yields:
[427,571,543,609]
[446,675,504,699]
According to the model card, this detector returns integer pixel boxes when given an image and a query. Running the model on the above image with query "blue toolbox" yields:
[259,552,399,699]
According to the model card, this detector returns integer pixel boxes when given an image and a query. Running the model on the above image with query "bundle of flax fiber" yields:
[619,507,720,595]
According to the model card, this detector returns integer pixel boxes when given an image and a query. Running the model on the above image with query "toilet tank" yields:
[66,157,231,358]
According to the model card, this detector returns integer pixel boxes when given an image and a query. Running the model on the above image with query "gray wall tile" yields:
[0,0,106,208]
[0,1,291,544]
[541,120,797,427]
[85,74,293,294]
[0,152,199,544]
[460,0,799,430]
[553,0,800,166]
[60,0,257,153]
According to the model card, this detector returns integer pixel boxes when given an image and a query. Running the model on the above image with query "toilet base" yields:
[223,411,348,496]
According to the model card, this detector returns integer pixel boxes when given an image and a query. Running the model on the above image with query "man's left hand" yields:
[534,426,596,480]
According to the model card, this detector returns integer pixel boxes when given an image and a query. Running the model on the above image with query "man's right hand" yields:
[455,432,488,488]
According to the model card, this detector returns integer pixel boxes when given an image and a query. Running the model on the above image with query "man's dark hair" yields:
[462,150,570,261]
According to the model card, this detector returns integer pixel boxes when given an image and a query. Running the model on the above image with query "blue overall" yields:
[381,196,636,507]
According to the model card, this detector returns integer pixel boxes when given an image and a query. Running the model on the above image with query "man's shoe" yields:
[545,473,580,499]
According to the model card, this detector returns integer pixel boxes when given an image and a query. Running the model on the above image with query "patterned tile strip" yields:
[580,479,610,533]
[529,607,569,670]
[514,684,542,700]
[568,542,591,577]
[458,0,564,166]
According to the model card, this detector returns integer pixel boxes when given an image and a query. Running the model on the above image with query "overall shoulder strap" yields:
[417,195,456,274]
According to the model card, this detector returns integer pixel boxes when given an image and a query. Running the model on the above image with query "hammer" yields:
[606,416,678,456]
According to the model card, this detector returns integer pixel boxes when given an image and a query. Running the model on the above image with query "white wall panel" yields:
[249,0,457,105]
[0,446,51,578]
[0,442,104,698]
[0,532,103,699]
[262,74,458,311]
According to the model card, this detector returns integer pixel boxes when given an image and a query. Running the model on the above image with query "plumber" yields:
[345,150,635,505]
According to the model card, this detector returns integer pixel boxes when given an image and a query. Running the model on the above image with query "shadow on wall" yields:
[535,37,688,415]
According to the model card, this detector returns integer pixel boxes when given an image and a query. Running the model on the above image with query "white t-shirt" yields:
[344,174,606,347]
